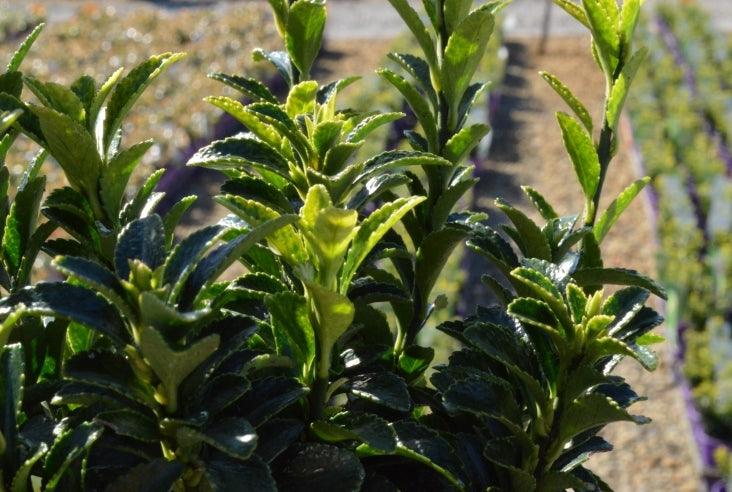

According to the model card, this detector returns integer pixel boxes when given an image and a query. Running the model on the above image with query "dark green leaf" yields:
[43,422,103,491]
[209,73,278,104]
[572,268,666,299]
[234,377,308,427]
[187,136,289,177]
[0,344,24,474]
[0,283,129,346]
[312,412,396,453]
[104,459,183,492]
[114,214,166,280]
[95,408,159,443]
[252,49,294,88]
[496,198,552,260]
[177,418,257,460]
[347,372,410,412]
[398,344,435,382]
[276,442,364,492]
[204,453,276,492]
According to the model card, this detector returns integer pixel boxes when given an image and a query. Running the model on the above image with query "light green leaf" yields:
[286,0,326,79]
[551,0,589,28]
[341,196,425,290]
[496,198,552,260]
[286,80,318,117]
[541,72,593,133]
[606,47,647,131]
[557,392,649,448]
[441,9,495,114]
[265,292,315,373]
[31,105,102,197]
[7,23,44,72]
[556,112,601,201]
[443,123,490,164]
[386,0,437,75]
[103,52,185,154]
[594,176,649,243]
[581,0,619,72]
[139,325,219,413]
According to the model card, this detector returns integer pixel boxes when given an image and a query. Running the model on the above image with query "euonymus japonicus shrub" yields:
[0,0,664,491]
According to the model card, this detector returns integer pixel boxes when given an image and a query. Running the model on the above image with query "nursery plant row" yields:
[628,3,732,490]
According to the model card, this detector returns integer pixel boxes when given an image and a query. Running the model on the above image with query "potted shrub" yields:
[0,0,664,490]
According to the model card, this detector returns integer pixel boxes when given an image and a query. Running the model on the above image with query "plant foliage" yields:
[0,1,664,491]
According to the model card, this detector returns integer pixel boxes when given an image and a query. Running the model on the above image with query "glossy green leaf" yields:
[103,52,185,154]
[581,0,619,72]
[285,80,318,117]
[312,412,396,452]
[235,376,308,426]
[187,136,290,177]
[557,392,648,448]
[536,471,588,492]
[443,124,490,165]
[347,372,410,411]
[177,418,257,460]
[3,176,44,276]
[221,176,293,214]
[0,283,129,346]
[52,255,132,320]
[540,71,593,133]
[572,267,666,299]
[496,198,552,260]
[24,79,85,123]
[384,53,436,107]
[43,422,103,491]
[120,168,165,226]
[10,441,48,492]
[277,442,364,492]
[0,344,24,475]
[94,408,159,442]
[180,214,298,309]
[551,0,589,28]
[398,344,435,382]
[415,226,469,309]
[444,373,521,423]
[162,223,229,300]
[114,214,166,280]
[252,49,294,88]
[391,421,464,489]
